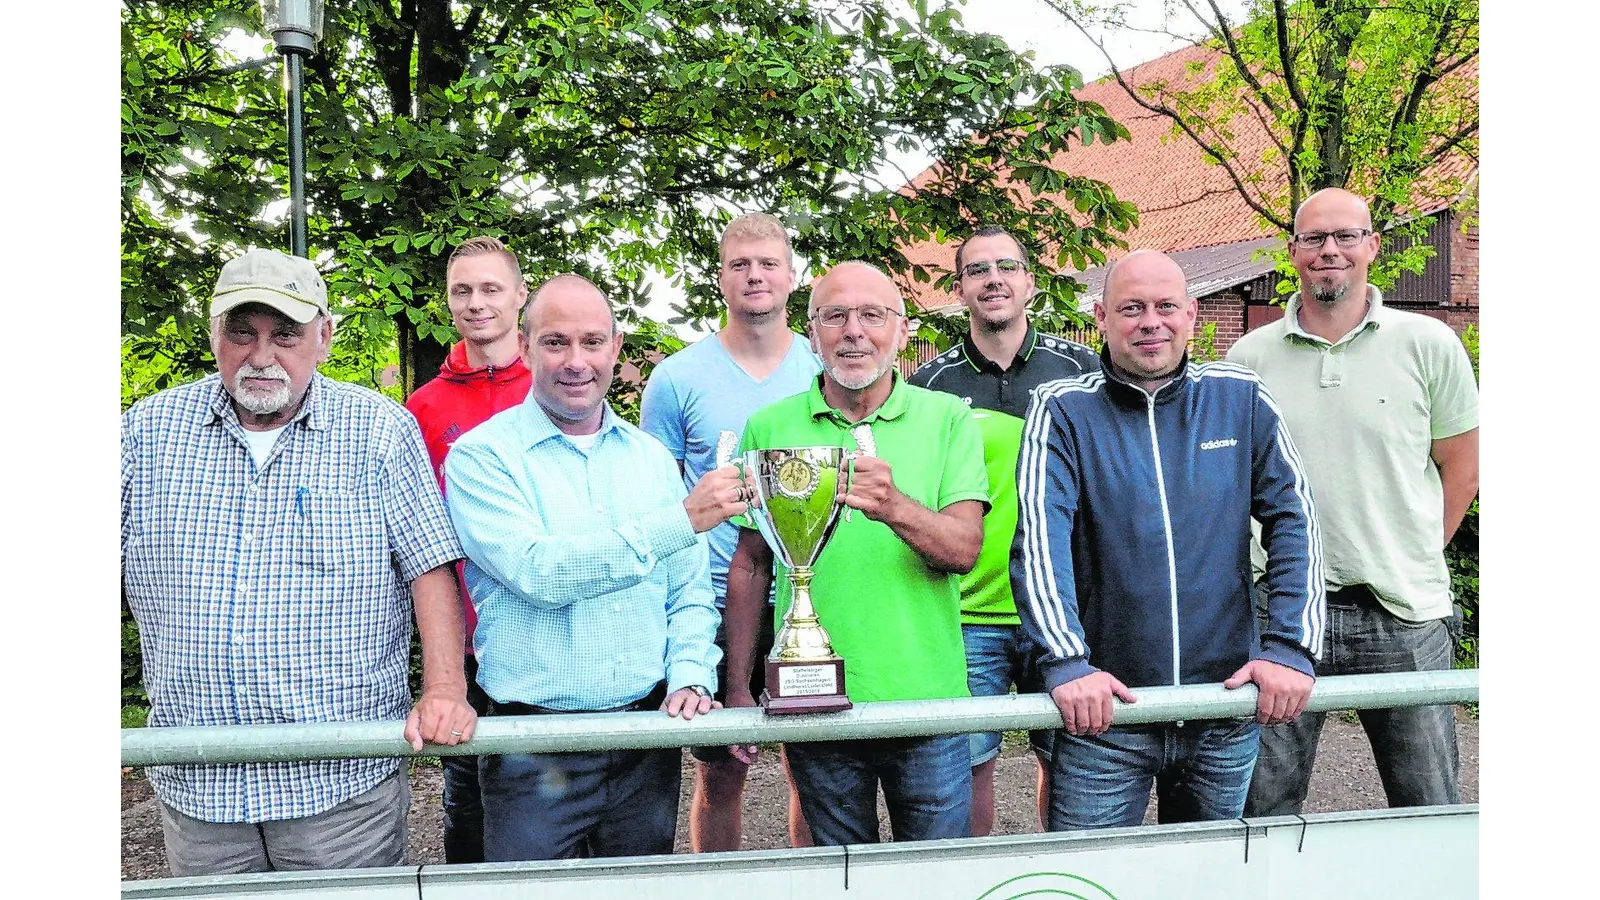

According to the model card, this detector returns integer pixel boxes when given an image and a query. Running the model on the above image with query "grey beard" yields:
[232,366,292,415]
[827,355,894,391]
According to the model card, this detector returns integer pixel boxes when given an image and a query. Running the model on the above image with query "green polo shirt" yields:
[1227,287,1479,621]
[739,373,990,702]
[908,325,1100,625]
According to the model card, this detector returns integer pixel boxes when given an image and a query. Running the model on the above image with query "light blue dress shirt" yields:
[444,397,720,710]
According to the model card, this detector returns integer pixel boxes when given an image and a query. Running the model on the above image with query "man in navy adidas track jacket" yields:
[1011,251,1325,830]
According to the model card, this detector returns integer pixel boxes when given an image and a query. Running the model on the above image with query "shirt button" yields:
[612,603,622,612]
[241,533,255,544]
[238,583,251,596]
[233,634,246,646]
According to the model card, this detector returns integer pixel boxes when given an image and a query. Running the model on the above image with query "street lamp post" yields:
[261,1,324,258]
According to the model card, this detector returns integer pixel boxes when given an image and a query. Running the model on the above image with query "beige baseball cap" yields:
[209,249,330,324]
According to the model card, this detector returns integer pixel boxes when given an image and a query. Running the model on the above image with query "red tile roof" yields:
[897,42,1477,310]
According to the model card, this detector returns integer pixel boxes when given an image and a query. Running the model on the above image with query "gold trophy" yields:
[743,446,854,714]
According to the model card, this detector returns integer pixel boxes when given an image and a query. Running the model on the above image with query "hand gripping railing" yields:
[120,669,1476,766]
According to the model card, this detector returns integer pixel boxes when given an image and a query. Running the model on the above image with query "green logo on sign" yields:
[976,872,1120,900]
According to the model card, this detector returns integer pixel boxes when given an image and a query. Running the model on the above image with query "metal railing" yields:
[121,669,1477,766]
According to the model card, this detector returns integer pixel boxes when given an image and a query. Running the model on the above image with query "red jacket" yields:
[405,342,532,650]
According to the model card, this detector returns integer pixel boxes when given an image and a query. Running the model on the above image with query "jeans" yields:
[961,623,1054,766]
[442,654,492,864]
[786,734,971,845]
[1048,718,1260,830]
[1246,585,1460,815]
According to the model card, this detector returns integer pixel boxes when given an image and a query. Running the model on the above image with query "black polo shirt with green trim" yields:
[908,325,1100,625]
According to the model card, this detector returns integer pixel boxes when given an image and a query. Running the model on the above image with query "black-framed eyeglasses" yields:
[961,258,1025,279]
[810,304,902,328]
[1291,229,1373,251]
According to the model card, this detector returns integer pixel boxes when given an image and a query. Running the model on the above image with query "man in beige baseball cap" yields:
[205,248,335,431]
[122,245,476,875]
[209,247,332,324]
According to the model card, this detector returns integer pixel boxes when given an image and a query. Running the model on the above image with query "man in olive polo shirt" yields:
[1230,188,1479,814]
[723,261,988,845]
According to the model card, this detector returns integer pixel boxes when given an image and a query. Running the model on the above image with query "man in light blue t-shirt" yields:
[640,212,821,852]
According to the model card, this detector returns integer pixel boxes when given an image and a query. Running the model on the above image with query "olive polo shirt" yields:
[738,372,990,702]
[909,325,1100,625]
[1227,287,1479,621]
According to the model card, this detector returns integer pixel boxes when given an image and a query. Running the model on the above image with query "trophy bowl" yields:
[743,447,853,714]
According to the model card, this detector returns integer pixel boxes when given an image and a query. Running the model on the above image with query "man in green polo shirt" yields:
[723,260,989,845]
[908,225,1100,836]
[1229,188,1480,814]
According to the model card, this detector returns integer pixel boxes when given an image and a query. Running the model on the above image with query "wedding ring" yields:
[450,730,464,737]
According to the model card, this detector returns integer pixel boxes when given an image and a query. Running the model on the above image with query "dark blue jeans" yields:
[785,734,971,845]
[1246,586,1460,814]
[441,655,491,864]
[1048,718,1260,829]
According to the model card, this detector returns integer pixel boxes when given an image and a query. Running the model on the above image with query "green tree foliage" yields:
[122,0,1137,408]
[1047,0,1477,289]
[1446,323,1478,666]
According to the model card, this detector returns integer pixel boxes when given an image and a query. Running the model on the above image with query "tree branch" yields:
[1273,0,1310,115]
[1182,0,1285,118]
[1046,2,1288,232]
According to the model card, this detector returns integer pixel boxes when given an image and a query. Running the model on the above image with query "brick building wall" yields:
[1451,219,1479,308]
[1198,293,1246,357]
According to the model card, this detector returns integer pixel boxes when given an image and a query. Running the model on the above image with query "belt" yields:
[1327,584,1383,608]
[486,680,667,717]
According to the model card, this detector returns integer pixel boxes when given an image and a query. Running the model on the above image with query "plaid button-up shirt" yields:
[121,373,463,823]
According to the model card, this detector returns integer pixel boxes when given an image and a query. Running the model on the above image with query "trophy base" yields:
[760,657,852,715]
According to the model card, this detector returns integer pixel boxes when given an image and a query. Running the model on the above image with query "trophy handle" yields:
[842,451,856,522]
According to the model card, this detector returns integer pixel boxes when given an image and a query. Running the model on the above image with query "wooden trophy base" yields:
[761,657,852,715]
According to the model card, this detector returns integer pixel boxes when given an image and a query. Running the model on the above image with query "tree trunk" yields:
[398,317,448,397]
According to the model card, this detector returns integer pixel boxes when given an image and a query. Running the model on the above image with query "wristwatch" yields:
[688,685,711,700]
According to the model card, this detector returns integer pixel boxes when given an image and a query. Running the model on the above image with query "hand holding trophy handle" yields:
[843,424,875,523]
[743,446,854,715]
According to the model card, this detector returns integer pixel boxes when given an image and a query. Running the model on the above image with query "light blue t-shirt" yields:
[640,331,822,603]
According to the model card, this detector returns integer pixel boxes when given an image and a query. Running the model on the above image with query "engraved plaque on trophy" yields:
[743,446,854,714]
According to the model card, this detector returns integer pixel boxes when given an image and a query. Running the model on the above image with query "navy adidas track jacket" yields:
[1010,357,1325,692]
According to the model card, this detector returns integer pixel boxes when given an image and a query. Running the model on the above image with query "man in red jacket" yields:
[404,236,533,864]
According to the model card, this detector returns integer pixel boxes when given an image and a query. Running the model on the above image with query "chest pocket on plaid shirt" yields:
[292,491,382,572]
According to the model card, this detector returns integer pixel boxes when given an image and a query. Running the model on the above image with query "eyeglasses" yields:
[1290,229,1374,251]
[810,304,902,328]
[961,258,1025,279]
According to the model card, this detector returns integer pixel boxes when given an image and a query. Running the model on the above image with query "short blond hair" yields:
[447,236,523,282]
[720,212,792,260]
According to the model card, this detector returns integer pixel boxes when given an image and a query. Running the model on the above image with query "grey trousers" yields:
[158,767,410,876]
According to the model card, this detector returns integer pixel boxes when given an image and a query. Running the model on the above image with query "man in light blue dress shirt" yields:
[444,274,749,861]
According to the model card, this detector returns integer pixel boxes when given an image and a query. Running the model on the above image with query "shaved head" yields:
[1095,249,1195,393]
[1290,188,1381,308]
[1104,250,1187,302]
[808,260,908,395]
[1294,188,1374,234]
[809,261,905,315]
[523,274,615,337]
